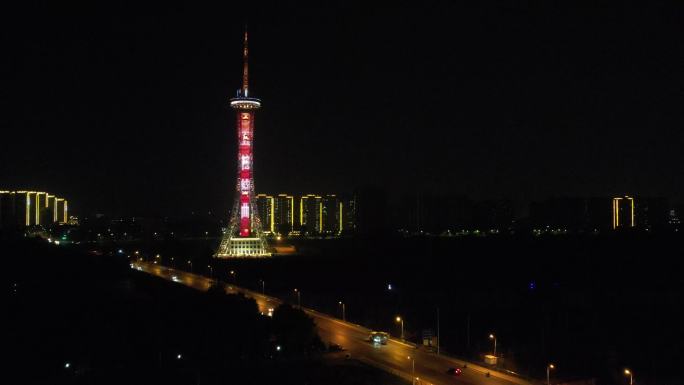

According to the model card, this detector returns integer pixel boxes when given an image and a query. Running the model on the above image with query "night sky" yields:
[1,2,682,216]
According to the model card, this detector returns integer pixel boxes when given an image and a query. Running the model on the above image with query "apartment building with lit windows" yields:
[0,190,69,229]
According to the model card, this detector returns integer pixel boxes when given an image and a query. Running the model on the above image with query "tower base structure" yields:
[216,236,271,258]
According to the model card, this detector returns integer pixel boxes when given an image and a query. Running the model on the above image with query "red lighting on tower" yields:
[216,29,269,257]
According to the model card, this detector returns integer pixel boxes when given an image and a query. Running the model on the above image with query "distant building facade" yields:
[668,207,680,231]
[255,194,275,234]
[255,193,355,237]
[398,193,513,235]
[528,195,671,233]
[256,191,676,236]
[635,197,669,231]
[274,194,295,235]
[0,190,69,230]
[612,196,635,229]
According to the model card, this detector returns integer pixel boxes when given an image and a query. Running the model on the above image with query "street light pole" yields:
[230,270,236,284]
[407,356,415,385]
[437,307,440,355]
[187,260,193,273]
[547,364,555,385]
[339,301,346,321]
[489,334,497,356]
[294,288,301,308]
[260,279,265,294]
[624,369,633,385]
[207,265,213,279]
[396,316,404,340]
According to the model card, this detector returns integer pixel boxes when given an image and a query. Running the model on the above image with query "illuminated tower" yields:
[216,30,270,257]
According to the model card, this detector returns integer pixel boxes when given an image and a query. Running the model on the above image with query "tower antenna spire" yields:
[242,27,249,96]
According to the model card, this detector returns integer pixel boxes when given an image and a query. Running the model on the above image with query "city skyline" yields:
[4,4,683,384]
[1,3,682,217]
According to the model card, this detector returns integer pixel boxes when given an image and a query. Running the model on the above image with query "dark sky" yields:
[1,2,682,216]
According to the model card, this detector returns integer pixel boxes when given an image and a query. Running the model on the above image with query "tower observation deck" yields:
[216,30,270,258]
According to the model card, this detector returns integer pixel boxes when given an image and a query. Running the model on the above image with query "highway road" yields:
[133,261,534,385]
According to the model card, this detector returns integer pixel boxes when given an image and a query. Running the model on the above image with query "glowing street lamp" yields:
[407,356,416,385]
[547,364,555,385]
[229,270,237,283]
[338,301,346,321]
[396,316,404,340]
[624,369,633,385]
[187,260,193,273]
[489,334,497,356]
[207,265,213,279]
[294,288,301,308]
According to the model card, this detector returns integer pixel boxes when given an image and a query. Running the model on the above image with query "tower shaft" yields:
[237,110,254,237]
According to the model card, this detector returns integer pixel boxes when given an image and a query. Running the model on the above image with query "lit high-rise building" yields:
[274,194,295,235]
[612,196,635,229]
[254,194,299,236]
[255,193,355,236]
[0,190,69,228]
[321,195,344,235]
[299,194,322,235]
[46,194,56,224]
[56,198,68,224]
[341,195,356,234]
[256,194,275,234]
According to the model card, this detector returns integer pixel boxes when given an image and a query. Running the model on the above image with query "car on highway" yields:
[171,275,180,282]
[368,331,389,345]
[446,367,462,376]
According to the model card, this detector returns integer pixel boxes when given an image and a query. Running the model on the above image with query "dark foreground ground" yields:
[104,231,684,385]
[5,237,407,385]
